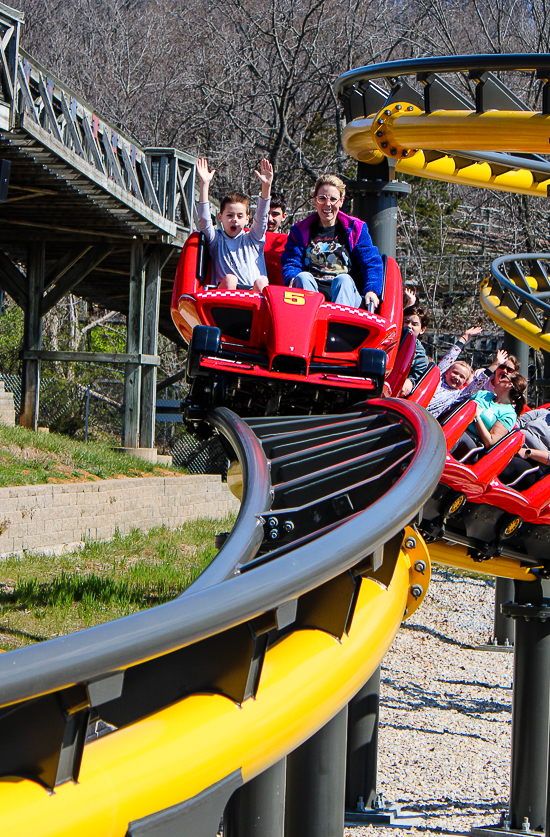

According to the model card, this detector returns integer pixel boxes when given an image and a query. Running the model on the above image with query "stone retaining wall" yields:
[0,475,240,558]
[0,382,15,426]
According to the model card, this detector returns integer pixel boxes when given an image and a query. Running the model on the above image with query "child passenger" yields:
[428,328,509,418]
[196,157,274,293]
[400,301,430,395]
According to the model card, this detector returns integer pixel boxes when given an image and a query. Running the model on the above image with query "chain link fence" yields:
[0,374,229,478]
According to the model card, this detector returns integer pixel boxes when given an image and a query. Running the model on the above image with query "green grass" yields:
[0,423,186,486]
[0,516,234,651]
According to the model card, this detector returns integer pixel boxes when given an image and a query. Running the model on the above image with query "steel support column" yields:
[20,241,45,430]
[351,161,410,259]
[123,240,145,448]
[508,579,550,832]
[540,350,550,405]
[345,668,380,813]
[285,707,348,837]
[343,160,409,816]
[492,577,514,647]
[223,759,286,837]
[503,333,529,379]
[139,247,161,449]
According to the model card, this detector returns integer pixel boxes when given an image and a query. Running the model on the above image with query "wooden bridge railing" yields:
[0,3,195,240]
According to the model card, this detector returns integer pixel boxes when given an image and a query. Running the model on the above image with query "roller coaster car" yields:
[171,231,406,421]
[421,400,550,563]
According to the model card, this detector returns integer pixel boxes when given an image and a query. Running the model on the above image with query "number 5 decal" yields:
[284,291,306,305]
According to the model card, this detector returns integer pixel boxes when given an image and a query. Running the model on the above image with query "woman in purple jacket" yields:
[281,175,383,308]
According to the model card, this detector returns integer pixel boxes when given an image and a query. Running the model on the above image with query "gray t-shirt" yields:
[519,408,550,451]
[196,196,269,287]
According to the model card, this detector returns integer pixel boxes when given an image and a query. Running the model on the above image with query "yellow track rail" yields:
[341,105,550,198]
[0,539,426,837]
[428,540,537,581]
[480,274,550,353]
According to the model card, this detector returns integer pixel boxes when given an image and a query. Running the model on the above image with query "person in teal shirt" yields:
[452,371,527,461]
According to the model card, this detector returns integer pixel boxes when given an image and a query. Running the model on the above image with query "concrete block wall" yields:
[0,475,240,558]
[0,381,15,426]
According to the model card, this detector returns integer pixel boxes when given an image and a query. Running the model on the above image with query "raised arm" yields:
[404,287,417,307]
[438,325,481,374]
[196,158,215,203]
[195,158,217,243]
[250,159,274,242]
[254,158,273,201]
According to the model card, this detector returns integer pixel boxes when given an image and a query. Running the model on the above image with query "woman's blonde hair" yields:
[314,174,346,199]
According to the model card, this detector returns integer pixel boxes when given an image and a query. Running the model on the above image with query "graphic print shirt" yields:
[304,223,352,281]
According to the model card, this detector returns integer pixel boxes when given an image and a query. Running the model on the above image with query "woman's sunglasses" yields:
[498,364,515,374]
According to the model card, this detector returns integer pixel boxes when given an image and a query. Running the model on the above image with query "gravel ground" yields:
[345,568,513,837]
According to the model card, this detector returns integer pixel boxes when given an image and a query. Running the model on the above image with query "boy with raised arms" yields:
[196,157,274,293]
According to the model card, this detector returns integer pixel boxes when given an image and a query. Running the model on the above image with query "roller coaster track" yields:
[481,253,550,352]
[334,55,550,582]
[4,52,550,835]
[335,54,550,198]
[0,401,445,835]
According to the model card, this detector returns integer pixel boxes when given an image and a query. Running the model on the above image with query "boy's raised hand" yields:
[255,158,274,198]
[197,158,215,203]
[197,157,215,184]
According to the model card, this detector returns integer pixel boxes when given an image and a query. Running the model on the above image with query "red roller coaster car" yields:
[171,231,416,421]
[171,231,550,560]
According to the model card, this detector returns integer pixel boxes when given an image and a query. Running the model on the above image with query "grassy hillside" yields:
[0,517,233,650]
[0,424,186,486]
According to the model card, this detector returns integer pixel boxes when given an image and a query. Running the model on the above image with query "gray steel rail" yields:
[0,400,444,710]
[335,54,550,96]
[489,253,550,319]
[182,407,272,593]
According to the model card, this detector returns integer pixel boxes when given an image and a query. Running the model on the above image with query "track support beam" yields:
[350,161,410,260]
[508,580,550,832]
[345,667,380,812]
[285,707,348,837]
[503,332,529,380]
[124,239,145,447]
[20,241,44,430]
[492,577,514,647]
[224,759,286,837]
[475,578,550,837]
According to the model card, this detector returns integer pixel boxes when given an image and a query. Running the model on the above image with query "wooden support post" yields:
[140,247,162,449]
[123,241,145,448]
[20,242,45,430]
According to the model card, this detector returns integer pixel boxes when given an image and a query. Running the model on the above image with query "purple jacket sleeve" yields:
[281,226,306,286]
[350,223,384,297]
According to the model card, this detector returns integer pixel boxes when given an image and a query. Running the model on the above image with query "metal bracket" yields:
[417,72,471,113]
[502,603,550,621]
[469,70,528,113]
[127,769,243,837]
[346,793,424,827]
